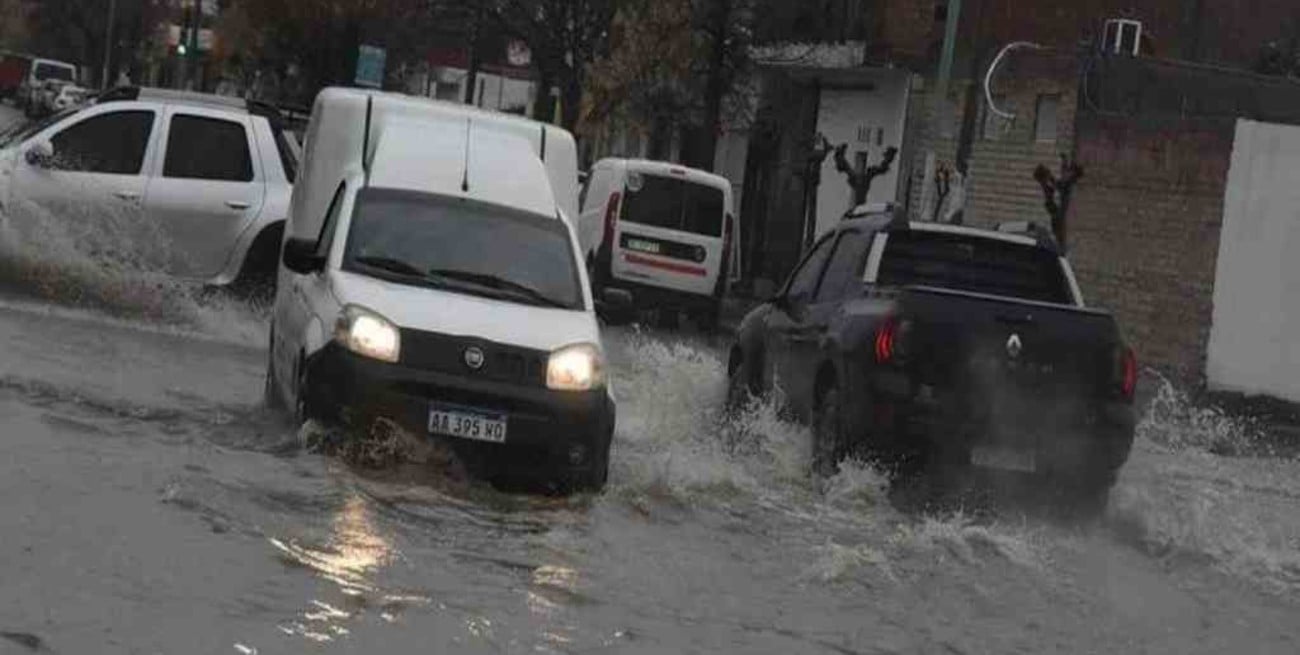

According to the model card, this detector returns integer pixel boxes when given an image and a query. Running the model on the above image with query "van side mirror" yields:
[282,237,325,274]
[603,288,633,310]
[24,143,54,169]
[596,288,635,324]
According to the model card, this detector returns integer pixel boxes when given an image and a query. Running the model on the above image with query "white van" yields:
[579,159,738,327]
[266,88,616,490]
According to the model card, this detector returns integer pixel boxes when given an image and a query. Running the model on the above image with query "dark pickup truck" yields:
[727,210,1137,507]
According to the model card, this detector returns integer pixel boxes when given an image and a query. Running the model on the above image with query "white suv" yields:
[0,86,298,294]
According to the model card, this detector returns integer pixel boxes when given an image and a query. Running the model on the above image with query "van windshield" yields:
[620,172,725,237]
[343,189,584,310]
[34,63,75,82]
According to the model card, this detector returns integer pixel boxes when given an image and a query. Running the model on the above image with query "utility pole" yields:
[101,0,117,89]
[463,3,484,106]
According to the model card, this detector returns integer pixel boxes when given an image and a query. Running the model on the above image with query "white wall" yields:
[813,70,909,236]
[1207,119,1300,401]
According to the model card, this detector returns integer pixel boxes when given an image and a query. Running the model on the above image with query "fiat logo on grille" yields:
[1006,334,1023,360]
[463,347,486,371]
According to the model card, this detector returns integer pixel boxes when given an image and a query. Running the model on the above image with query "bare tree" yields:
[831,142,898,207]
[1034,154,1083,249]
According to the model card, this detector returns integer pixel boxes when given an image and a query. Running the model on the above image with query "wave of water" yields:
[1111,372,1300,593]
[0,196,266,345]
[607,333,1300,594]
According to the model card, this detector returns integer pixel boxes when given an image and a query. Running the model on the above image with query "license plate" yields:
[626,238,661,254]
[971,446,1036,473]
[428,404,508,443]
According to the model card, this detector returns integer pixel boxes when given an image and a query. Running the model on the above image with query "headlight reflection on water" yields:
[268,494,425,644]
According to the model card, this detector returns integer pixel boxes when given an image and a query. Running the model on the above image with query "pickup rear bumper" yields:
[852,369,1136,483]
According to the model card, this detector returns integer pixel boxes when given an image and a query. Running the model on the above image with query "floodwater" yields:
[1,105,1298,654]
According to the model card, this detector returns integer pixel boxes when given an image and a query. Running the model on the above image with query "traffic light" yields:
[177,43,188,56]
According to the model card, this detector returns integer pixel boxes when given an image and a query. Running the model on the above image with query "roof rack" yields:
[994,220,1061,253]
[97,86,250,112]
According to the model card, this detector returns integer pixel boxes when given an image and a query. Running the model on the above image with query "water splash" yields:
[890,512,1045,570]
[1137,369,1260,455]
[0,195,266,344]
[1112,370,1300,593]
[607,331,811,504]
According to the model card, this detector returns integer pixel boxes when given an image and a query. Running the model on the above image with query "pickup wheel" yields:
[813,386,847,477]
[725,350,758,414]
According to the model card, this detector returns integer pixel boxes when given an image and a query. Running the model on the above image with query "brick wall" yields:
[880,0,938,61]
[1069,116,1235,381]
[904,54,1077,228]
[964,72,1077,228]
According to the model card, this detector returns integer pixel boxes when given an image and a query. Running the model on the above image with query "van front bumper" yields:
[306,343,615,475]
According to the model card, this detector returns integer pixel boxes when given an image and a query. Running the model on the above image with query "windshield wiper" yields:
[353,255,427,279]
[427,268,572,309]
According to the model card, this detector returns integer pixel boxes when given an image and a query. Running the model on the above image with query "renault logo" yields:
[463,346,486,371]
[1006,334,1023,359]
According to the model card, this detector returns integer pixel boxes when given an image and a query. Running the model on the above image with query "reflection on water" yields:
[269,494,392,593]
[269,493,417,644]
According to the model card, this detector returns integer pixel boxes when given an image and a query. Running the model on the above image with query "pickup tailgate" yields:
[895,285,1124,434]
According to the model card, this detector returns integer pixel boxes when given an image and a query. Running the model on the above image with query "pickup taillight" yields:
[1119,345,1137,401]
[875,317,911,365]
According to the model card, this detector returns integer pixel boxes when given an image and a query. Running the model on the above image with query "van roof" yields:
[366,113,557,217]
[597,158,732,191]
[290,88,571,239]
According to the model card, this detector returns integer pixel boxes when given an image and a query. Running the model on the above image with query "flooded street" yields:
[1,103,1298,653]
[0,291,1297,654]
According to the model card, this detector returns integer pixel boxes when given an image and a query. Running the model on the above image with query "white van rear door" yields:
[610,171,726,297]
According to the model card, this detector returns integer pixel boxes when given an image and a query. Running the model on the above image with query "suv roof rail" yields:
[995,220,1061,253]
[97,86,252,113]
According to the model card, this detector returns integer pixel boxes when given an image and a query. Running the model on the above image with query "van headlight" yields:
[334,305,401,363]
[547,343,605,391]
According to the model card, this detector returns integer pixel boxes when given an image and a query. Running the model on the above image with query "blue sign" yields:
[355,45,387,89]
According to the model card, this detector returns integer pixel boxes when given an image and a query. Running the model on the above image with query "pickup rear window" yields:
[877,231,1073,304]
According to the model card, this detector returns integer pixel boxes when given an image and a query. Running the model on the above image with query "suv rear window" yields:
[620,173,725,237]
[877,231,1072,304]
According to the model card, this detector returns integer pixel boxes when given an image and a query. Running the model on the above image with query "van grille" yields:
[399,329,547,387]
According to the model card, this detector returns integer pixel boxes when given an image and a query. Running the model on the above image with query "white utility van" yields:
[267,88,615,490]
[579,159,738,327]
